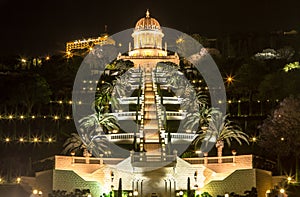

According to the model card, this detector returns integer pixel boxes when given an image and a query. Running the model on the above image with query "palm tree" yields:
[61,133,86,155]
[79,111,119,134]
[75,110,119,157]
[62,132,109,157]
[95,82,114,113]
[181,87,198,112]
[183,105,216,132]
[194,111,249,157]
[196,91,208,107]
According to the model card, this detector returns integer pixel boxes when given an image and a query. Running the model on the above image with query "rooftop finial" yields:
[146,9,150,18]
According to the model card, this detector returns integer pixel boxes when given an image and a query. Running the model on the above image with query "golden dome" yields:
[135,10,161,30]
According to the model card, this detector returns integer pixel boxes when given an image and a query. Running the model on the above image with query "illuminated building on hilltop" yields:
[65,34,115,58]
[118,10,179,68]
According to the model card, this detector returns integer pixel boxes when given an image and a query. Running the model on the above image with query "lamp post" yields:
[71,151,75,164]
[194,171,198,182]
[111,171,114,182]
[231,149,237,163]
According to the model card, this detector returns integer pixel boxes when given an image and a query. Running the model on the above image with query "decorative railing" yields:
[183,155,254,167]
[104,132,196,143]
[106,133,139,141]
[165,111,187,120]
[70,156,124,165]
[166,133,197,141]
[130,152,177,167]
[109,112,141,120]
[117,97,143,104]
[183,156,235,165]
[162,97,183,104]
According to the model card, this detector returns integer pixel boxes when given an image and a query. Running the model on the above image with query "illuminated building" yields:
[65,34,115,57]
[21,10,283,197]
[117,10,179,68]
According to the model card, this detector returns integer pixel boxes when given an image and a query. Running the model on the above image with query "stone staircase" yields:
[143,70,161,152]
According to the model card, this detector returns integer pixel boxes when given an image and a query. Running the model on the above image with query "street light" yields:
[279,188,285,194]
[179,190,183,197]
[226,75,234,85]
[133,190,138,196]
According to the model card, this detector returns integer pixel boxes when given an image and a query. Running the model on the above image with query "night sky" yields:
[0,0,299,56]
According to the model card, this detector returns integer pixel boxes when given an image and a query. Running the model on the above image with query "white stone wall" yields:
[255,169,272,197]
[26,155,274,197]
[35,170,53,196]
[202,169,256,196]
[53,170,102,197]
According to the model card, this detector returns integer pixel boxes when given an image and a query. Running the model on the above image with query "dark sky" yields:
[0,0,299,56]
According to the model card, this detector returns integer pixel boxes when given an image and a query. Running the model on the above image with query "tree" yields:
[187,177,192,197]
[277,46,295,61]
[61,133,86,155]
[191,34,209,47]
[258,95,300,178]
[200,192,212,197]
[244,187,258,197]
[183,105,215,132]
[79,112,119,134]
[176,33,202,58]
[11,74,51,114]
[258,69,300,101]
[117,178,122,197]
[39,55,82,99]
[194,111,249,157]
[106,59,134,73]
[234,60,268,115]
[61,132,108,157]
